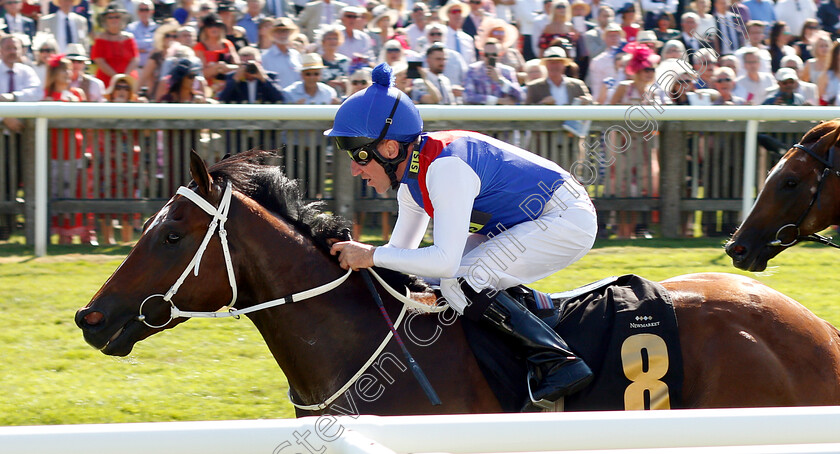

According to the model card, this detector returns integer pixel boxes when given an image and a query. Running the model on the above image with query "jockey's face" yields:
[349,140,403,194]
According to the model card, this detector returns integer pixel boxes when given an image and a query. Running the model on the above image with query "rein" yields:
[137,182,448,411]
[768,143,840,250]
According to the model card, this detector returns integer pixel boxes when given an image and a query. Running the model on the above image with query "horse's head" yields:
[75,151,241,356]
[727,120,840,271]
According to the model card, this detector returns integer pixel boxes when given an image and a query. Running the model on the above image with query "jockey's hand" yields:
[330,241,376,271]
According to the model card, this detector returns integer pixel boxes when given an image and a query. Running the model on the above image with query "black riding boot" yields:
[461,281,593,405]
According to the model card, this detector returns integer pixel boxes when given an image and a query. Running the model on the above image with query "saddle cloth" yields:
[462,274,684,412]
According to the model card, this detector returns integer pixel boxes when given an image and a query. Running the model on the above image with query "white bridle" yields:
[136,182,448,411]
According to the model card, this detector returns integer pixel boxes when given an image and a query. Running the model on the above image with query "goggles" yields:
[334,136,377,165]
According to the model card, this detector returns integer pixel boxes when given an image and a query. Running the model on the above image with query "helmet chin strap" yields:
[366,91,411,190]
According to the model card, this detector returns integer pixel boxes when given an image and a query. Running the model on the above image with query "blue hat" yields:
[324,63,422,143]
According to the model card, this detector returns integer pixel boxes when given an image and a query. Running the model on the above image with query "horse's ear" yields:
[189,151,212,196]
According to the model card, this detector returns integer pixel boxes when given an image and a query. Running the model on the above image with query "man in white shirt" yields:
[336,6,373,62]
[421,22,468,87]
[586,23,624,103]
[733,47,776,104]
[774,0,816,37]
[583,5,616,59]
[282,53,339,104]
[510,0,542,61]
[38,0,89,52]
[261,17,302,89]
[0,35,40,132]
[66,43,105,102]
[440,0,476,65]
[2,0,35,45]
[734,20,772,76]
[412,43,458,104]
[404,2,431,52]
[126,0,157,68]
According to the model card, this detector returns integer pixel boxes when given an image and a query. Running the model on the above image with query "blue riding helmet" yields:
[325,63,423,189]
[324,63,423,145]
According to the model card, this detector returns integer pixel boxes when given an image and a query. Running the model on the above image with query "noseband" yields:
[137,182,354,329]
[769,143,840,249]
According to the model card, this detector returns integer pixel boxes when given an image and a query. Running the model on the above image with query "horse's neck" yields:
[228,196,398,408]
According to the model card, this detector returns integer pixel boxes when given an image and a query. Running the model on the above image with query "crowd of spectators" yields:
[0,0,839,109]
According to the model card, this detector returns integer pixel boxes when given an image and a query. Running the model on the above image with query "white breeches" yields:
[438,180,598,314]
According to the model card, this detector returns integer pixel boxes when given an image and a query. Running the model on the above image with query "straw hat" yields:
[367,7,399,33]
[273,16,299,35]
[152,18,180,51]
[51,0,81,7]
[96,2,130,28]
[570,0,590,16]
[301,53,326,70]
[65,43,89,62]
[105,74,138,96]
[541,46,573,64]
[474,17,519,50]
[438,0,470,22]
[636,30,663,48]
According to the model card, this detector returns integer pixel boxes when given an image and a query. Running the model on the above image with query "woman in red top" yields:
[44,55,96,245]
[193,13,239,82]
[91,2,139,87]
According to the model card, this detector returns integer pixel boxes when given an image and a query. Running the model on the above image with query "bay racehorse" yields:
[76,150,840,415]
[727,120,840,271]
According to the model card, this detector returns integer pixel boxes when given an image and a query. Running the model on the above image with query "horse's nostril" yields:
[84,311,105,326]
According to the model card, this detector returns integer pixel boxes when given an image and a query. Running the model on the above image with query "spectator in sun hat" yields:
[475,17,525,74]
[91,2,139,87]
[282,52,339,103]
[261,16,302,88]
[525,46,591,105]
[160,56,207,102]
[217,0,248,51]
[367,5,398,56]
[327,62,597,406]
[66,42,106,101]
[126,0,157,68]
[137,18,178,98]
[297,0,349,41]
[38,0,90,52]
[777,54,819,105]
[440,0,475,65]
[337,5,373,62]
[762,67,805,105]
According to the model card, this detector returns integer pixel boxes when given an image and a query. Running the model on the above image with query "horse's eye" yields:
[165,232,182,244]
[782,177,798,190]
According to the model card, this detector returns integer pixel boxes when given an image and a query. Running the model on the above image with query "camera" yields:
[487,56,496,68]
[245,62,259,74]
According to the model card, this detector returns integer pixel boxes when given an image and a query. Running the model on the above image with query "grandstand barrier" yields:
[3,406,840,454]
[0,103,838,255]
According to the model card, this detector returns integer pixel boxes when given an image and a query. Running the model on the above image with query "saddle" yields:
[461,274,684,412]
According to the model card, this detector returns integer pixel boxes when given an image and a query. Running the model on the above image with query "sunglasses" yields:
[106,15,123,20]
[716,78,732,82]
[114,84,131,91]
[351,80,368,85]
[449,8,462,14]
[780,79,796,84]
[302,71,321,76]
[138,7,151,11]
[429,32,442,36]
[39,48,56,52]
[344,13,359,19]
[165,33,178,38]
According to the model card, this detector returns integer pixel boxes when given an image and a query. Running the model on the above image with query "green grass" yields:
[0,237,837,426]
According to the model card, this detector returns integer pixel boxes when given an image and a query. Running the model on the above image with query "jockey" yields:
[326,63,597,406]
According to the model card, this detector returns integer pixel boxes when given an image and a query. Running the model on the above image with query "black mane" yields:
[205,149,428,292]
[207,149,352,251]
